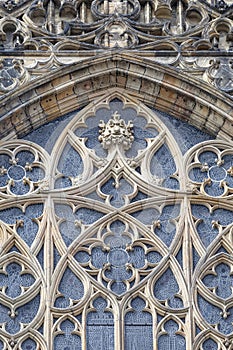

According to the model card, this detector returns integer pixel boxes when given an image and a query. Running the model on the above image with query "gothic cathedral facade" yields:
[0,0,233,349]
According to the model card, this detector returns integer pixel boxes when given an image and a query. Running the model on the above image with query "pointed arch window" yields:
[0,90,232,349]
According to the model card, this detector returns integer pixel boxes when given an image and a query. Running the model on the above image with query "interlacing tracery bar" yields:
[0,93,232,349]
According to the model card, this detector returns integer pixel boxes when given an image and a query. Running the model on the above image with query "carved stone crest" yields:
[98,111,134,152]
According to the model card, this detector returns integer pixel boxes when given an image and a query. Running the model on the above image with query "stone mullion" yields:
[183,194,194,349]
[44,195,53,350]
[117,302,123,350]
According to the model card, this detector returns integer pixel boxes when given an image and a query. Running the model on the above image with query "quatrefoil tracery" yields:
[0,93,232,348]
[74,219,163,296]
[0,144,47,196]
[186,143,233,198]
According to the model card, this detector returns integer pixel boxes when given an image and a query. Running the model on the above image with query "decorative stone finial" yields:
[98,111,134,152]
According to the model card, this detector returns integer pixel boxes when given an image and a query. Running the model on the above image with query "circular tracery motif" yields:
[74,218,163,295]
[0,145,47,195]
[7,165,26,181]
[1,92,233,349]
[208,165,228,182]
[187,144,233,197]
[107,248,129,267]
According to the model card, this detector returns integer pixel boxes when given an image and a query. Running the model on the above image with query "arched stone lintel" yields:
[0,52,233,141]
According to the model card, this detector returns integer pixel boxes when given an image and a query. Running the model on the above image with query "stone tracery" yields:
[2,0,233,98]
[0,91,231,348]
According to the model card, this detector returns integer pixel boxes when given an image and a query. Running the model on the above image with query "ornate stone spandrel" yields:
[0,59,28,95]
[98,111,134,154]
[95,21,137,48]
[91,0,140,18]
[204,58,233,94]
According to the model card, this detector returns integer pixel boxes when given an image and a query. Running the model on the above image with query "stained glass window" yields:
[0,91,232,350]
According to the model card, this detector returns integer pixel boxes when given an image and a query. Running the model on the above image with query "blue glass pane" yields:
[125,297,153,350]
[0,154,11,169]
[216,246,228,254]
[21,338,37,350]
[154,268,183,308]
[130,191,148,203]
[55,204,104,246]
[191,204,233,247]
[27,166,45,182]
[55,268,84,308]
[10,181,30,195]
[0,204,43,246]
[23,111,76,153]
[55,177,72,188]
[86,191,105,202]
[91,247,108,269]
[58,221,81,246]
[125,125,158,158]
[198,294,233,335]
[202,263,233,299]
[189,166,206,183]
[153,109,214,154]
[204,182,225,197]
[150,144,179,189]
[54,320,81,350]
[0,294,40,334]
[129,246,162,268]
[16,151,35,165]
[55,143,83,188]
[110,220,126,234]
[199,151,217,166]
[57,144,83,177]
[74,208,104,224]
[75,251,90,264]
[222,154,233,169]
[0,262,35,298]
[158,320,186,350]
[131,208,160,225]
[8,165,25,180]
[202,338,218,350]
[131,204,180,247]
[86,297,114,350]
[211,208,233,226]
[76,126,107,159]
[101,177,133,208]
[155,205,180,247]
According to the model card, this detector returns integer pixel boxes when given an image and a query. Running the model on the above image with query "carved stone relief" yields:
[0,0,233,96]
